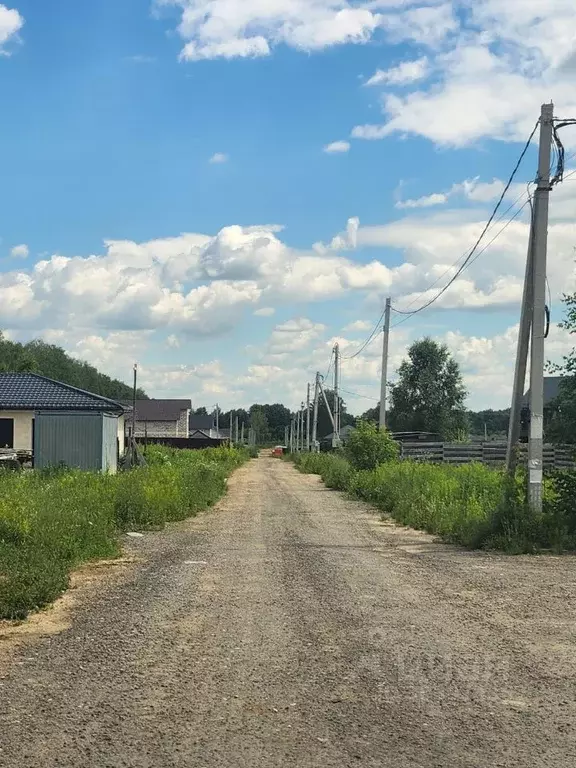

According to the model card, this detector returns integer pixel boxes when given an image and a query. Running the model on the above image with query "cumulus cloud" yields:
[323,140,351,154]
[352,0,576,147]
[209,152,228,164]
[156,0,383,60]
[0,4,23,53]
[10,243,29,259]
[254,307,275,317]
[266,317,326,357]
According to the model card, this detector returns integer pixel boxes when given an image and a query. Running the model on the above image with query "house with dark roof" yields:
[123,399,192,438]
[0,373,126,469]
[188,413,219,439]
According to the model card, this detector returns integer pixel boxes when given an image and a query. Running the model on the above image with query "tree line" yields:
[0,332,147,401]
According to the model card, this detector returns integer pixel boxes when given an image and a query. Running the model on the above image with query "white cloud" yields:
[254,307,275,317]
[396,192,448,209]
[395,177,506,209]
[166,334,180,347]
[10,243,29,259]
[323,140,351,154]
[156,0,383,61]
[314,216,359,253]
[352,1,576,147]
[266,317,326,356]
[343,319,372,332]
[209,152,228,164]
[365,57,429,87]
[0,4,23,53]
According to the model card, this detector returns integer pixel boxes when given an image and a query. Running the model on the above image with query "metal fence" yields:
[399,441,574,469]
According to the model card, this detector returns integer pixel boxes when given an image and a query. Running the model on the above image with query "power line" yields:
[390,195,533,330]
[392,121,539,318]
[341,314,384,359]
[340,387,379,402]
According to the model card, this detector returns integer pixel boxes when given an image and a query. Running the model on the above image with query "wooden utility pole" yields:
[241,422,245,444]
[235,414,239,444]
[379,298,392,430]
[528,103,554,512]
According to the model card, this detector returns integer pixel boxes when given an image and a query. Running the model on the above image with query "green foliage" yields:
[546,291,576,443]
[294,452,355,491]
[293,451,576,554]
[345,421,399,470]
[389,337,468,439]
[0,332,147,400]
[316,388,355,439]
[467,409,510,439]
[0,447,246,619]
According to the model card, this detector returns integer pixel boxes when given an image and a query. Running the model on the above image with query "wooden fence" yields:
[399,441,574,469]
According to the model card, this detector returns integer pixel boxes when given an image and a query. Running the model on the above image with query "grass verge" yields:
[291,452,574,553]
[0,445,249,620]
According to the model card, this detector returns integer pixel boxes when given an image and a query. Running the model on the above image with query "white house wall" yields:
[131,409,190,438]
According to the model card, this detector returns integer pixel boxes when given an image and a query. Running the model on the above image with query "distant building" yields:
[188,414,229,440]
[123,399,191,438]
[322,424,356,444]
[0,372,125,471]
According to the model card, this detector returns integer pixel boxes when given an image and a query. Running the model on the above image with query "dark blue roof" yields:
[0,373,124,412]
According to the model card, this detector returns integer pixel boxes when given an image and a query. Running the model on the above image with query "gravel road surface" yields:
[1,455,576,767]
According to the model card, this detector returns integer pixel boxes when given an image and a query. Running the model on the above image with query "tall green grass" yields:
[292,452,575,553]
[0,446,247,620]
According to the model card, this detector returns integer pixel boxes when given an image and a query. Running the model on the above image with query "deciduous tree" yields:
[389,338,467,440]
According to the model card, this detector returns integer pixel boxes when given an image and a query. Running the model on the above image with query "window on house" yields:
[0,418,15,449]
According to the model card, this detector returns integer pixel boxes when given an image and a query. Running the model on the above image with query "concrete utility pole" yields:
[131,363,138,442]
[284,425,289,447]
[528,102,554,512]
[215,404,220,437]
[506,224,535,473]
[312,372,320,452]
[379,298,392,431]
[235,414,239,444]
[306,383,311,452]
[230,410,234,443]
[241,422,245,444]
[318,377,336,433]
[295,409,301,452]
[300,402,306,451]
[333,343,341,446]
[290,417,294,453]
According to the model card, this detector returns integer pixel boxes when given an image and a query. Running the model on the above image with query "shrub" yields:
[0,447,246,619]
[345,421,399,470]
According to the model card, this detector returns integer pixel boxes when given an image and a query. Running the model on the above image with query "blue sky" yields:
[1,0,575,413]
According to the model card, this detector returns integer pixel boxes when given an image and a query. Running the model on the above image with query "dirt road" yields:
[1,456,576,767]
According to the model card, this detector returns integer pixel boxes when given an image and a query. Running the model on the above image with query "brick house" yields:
[123,399,191,438]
